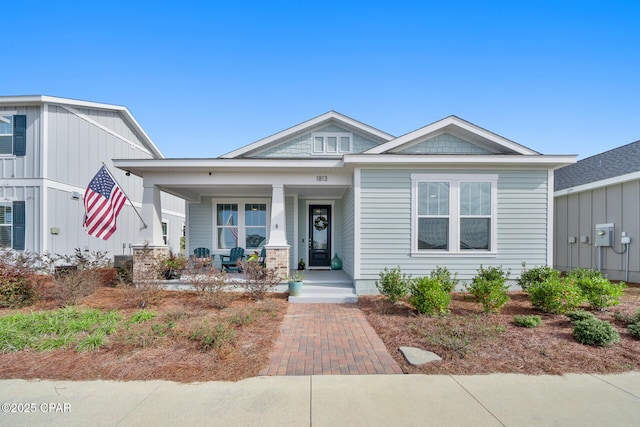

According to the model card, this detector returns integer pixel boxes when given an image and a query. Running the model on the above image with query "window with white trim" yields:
[161,221,168,245]
[312,132,352,154]
[0,203,12,248]
[215,202,268,250]
[412,174,497,253]
[0,115,14,155]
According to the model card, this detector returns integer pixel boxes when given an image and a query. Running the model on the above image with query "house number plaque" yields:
[316,175,328,182]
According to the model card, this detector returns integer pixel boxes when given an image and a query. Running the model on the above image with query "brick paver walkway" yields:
[259,303,403,376]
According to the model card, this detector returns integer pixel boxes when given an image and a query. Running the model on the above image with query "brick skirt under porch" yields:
[260,303,403,376]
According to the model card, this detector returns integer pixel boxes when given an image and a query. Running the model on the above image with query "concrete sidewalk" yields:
[1,373,639,426]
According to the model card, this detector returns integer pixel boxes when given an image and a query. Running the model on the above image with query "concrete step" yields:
[288,283,358,304]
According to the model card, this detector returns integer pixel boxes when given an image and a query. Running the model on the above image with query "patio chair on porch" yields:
[220,247,245,272]
[191,247,214,268]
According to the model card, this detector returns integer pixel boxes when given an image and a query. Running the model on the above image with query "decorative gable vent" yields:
[312,132,352,154]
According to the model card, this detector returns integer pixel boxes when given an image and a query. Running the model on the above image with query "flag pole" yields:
[101,162,148,229]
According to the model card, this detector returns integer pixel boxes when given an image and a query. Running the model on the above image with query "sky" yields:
[2,0,639,160]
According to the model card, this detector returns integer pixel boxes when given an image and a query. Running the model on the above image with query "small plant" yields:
[566,310,595,322]
[528,277,586,314]
[408,276,451,315]
[430,266,459,293]
[189,321,236,352]
[572,275,625,311]
[517,263,559,292]
[464,265,511,313]
[0,249,43,307]
[162,251,188,279]
[573,317,620,346]
[628,322,640,339]
[128,309,157,324]
[287,270,305,282]
[238,261,282,301]
[514,315,542,328]
[375,266,410,304]
[186,267,236,309]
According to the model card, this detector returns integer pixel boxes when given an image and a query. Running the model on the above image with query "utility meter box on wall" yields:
[595,223,614,247]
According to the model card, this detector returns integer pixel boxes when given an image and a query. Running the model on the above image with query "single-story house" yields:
[115,112,575,293]
[555,140,640,282]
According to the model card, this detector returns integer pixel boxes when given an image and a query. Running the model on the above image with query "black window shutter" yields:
[13,115,26,156]
[12,201,26,250]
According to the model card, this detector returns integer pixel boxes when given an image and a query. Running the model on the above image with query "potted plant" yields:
[287,270,305,296]
[162,252,188,280]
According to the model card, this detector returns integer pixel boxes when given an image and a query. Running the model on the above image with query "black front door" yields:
[309,205,331,267]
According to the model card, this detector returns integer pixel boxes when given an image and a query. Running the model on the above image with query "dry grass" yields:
[358,287,640,375]
[0,287,287,383]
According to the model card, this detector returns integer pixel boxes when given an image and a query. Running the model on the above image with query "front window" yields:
[0,203,12,248]
[216,202,268,250]
[161,221,168,245]
[0,115,13,155]
[413,174,497,253]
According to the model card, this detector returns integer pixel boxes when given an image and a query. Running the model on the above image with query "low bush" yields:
[517,263,559,292]
[566,310,595,322]
[0,249,42,307]
[375,266,410,303]
[628,322,640,339]
[238,261,281,301]
[528,277,585,314]
[187,267,236,309]
[514,315,542,328]
[430,266,459,293]
[189,321,236,352]
[408,276,451,315]
[570,273,625,311]
[464,265,510,313]
[573,317,620,346]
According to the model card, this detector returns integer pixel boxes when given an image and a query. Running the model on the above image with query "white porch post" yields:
[141,184,164,246]
[266,184,290,279]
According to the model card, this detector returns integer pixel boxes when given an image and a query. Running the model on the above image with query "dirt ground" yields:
[358,287,640,375]
[1,286,639,382]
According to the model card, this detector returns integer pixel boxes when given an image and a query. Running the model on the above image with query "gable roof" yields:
[220,111,395,158]
[365,115,539,155]
[555,139,640,191]
[0,95,164,159]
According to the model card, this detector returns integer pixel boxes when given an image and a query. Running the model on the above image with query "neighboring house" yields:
[554,140,640,282]
[115,112,574,293]
[0,95,185,258]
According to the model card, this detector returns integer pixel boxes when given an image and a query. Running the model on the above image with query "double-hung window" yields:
[0,203,12,248]
[412,174,497,254]
[216,202,268,250]
[0,114,26,156]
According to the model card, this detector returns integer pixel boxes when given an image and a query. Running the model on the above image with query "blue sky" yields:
[3,0,638,159]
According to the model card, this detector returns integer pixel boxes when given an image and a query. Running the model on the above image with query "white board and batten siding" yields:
[356,168,550,293]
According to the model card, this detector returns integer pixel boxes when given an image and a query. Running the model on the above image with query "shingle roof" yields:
[555,140,640,191]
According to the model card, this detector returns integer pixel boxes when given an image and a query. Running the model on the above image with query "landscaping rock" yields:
[399,346,442,366]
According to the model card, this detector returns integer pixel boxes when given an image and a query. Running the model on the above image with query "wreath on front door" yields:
[314,216,328,231]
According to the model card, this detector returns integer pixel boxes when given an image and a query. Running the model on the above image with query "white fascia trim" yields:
[554,170,640,197]
[59,105,153,156]
[344,154,576,167]
[365,116,538,155]
[221,111,394,158]
[547,169,554,266]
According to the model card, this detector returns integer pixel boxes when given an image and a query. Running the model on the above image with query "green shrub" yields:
[566,310,595,322]
[573,317,620,346]
[408,276,451,315]
[528,277,585,314]
[430,266,459,293]
[572,275,625,311]
[568,267,603,280]
[464,265,511,313]
[376,266,410,304]
[628,322,640,339]
[514,315,542,328]
[189,321,236,352]
[0,249,42,307]
[517,263,559,292]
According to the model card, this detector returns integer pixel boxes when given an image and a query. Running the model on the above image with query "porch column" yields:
[141,184,164,246]
[266,184,290,280]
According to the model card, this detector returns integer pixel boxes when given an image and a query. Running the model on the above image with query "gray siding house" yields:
[115,112,574,293]
[0,96,185,257]
[555,140,640,282]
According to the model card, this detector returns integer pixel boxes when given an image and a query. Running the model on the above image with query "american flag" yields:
[227,214,239,239]
[83,166,127,240]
